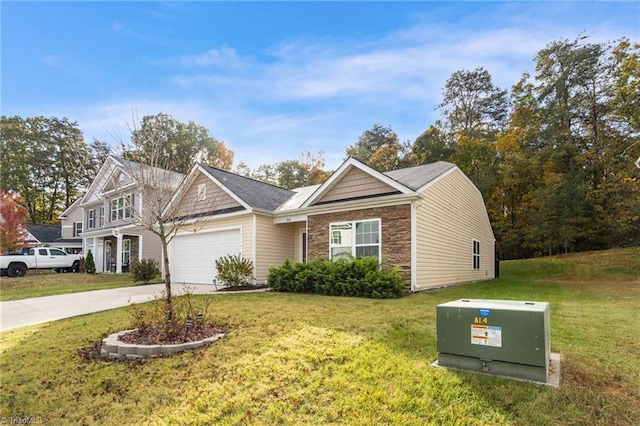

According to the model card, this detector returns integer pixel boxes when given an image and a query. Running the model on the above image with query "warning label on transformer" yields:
[471,325,502,347]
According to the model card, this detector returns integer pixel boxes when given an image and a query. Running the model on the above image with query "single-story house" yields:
[167,158,495,291]
[24,222,83,254]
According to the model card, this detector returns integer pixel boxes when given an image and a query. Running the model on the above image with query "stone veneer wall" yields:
[104,235,139,268]
[307,204,412,284]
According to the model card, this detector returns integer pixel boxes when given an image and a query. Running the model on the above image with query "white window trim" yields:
[88,209,95,229]
[110,194,132,221]
[472,239,480,270]
[329,218,381,262]
[74,222,83,237]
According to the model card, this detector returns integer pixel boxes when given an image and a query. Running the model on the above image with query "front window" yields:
[74,222,83,237]
[99,206,105,227]
[110,195,132,221]
[330,219,381,262]
[122,239,131,265]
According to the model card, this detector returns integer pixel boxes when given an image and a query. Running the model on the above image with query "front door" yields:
[104,240,112,273]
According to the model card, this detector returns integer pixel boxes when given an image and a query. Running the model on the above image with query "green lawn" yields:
[1,248,639,425]
[0,271,160,301]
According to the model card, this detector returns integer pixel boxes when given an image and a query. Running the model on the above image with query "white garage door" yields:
[170,229,242,285]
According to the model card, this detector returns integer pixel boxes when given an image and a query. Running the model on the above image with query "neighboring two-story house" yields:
[79,156,184,273]
[58,198,84,253]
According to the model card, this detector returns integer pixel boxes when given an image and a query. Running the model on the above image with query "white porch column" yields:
[115,233,123,273]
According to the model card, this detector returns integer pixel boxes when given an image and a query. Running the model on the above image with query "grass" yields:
[0,271,160,301]
[0,247,639,425]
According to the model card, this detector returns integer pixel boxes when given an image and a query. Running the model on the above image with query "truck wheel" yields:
[8,264,27,277]
[71,261,80,273]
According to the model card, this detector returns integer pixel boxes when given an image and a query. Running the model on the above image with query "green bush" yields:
[84,250,96,274]
[267,257,405,299]
[130,258,160,283]
[215,254,254,287]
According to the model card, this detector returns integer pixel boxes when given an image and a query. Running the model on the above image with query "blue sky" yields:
[2,1,638,170]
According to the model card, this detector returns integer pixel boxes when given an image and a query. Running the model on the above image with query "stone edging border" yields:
[101,329,225,360]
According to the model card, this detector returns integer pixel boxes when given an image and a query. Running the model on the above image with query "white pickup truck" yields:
[0,248,83,277]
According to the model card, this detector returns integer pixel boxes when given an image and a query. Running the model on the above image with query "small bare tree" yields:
[108,113,232,327]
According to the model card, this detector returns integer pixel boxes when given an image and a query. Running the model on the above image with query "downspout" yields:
[411,198,424,292]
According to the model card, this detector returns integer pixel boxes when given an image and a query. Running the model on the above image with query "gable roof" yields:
[383,161,456,191]
[59,198,82,219]
[25,223,61,244]
[301,158,419,208]
[200,165,295,211]
[111,156,186,189]
[81,155,185,205]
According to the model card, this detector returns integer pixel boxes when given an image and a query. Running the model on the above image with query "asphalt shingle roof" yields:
[201,165,295,211]
[26,223,62,243]
[383,161,456,191]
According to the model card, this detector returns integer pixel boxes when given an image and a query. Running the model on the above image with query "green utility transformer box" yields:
[436,299,550,383]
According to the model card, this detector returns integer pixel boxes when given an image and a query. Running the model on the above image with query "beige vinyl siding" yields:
[316,166,398,204]
[174,173,242,218]
[255,214,295,283]
[138,228,163,261]
[415,168,495,290]
[61,204,84,239]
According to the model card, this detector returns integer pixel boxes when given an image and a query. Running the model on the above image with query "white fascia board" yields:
[300,158,413,208]
[59,198,82,219]
[81,157,120,205]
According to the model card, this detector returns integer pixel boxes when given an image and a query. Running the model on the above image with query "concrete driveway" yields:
[0,283,235,332]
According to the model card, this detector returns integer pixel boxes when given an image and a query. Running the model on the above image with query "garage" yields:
[170,228,242,285]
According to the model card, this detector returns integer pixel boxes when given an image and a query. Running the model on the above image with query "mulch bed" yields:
[118,323,226,345]
[216,284,269,292]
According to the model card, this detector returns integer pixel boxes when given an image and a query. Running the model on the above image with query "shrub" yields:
[215,254,254,288]
[267,257,405,298]
[130,258,160,283]
[128,285,215,339]
[84,250,96,274]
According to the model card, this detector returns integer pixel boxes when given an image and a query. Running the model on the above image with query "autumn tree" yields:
[411,122,455,165]
[0,191,28,254]
[128,113,233,174]
[346,124,401,165]
[239,151,331,189]
[0,116,96,224]
[438,67,509,139]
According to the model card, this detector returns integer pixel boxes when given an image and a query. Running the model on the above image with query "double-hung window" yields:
[330,219,381,262]
[88,209,95,229]
[110,195,132,221]
[74,222,83,237]
[472,239,481,270]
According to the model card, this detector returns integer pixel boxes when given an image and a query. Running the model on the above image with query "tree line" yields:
[1,35,638,259]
